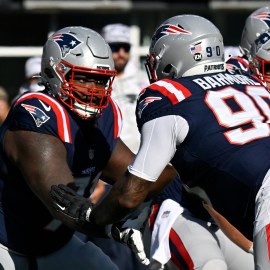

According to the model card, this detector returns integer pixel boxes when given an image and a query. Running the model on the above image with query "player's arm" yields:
[100,138,135,185]
[90,115,186,225]
[100,133,177,197]
[3,129,102,234]
[51,115,186,224]
[203,202,253,253]
[3,130,73,207]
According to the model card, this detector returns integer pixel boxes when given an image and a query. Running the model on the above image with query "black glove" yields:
[105,206,150,265]
[50,184,93,224]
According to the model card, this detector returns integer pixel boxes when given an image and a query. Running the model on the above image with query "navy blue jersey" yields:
[0,91,122,255]
[226,55,249,73]
[137,70,270,239]
[153,174,182,205]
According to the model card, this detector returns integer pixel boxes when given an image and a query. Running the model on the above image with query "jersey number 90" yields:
[206,46,221,57]
[205,86,270,145]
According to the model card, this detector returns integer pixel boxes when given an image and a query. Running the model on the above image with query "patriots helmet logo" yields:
[151,24,192,45]
[21,103,50,127]
[137,96,162,119]
[254,31,270,51]
[253,12,270,28]
[50,33,82,57]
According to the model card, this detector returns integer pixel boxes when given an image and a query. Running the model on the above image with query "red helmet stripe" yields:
[150,79,192,104]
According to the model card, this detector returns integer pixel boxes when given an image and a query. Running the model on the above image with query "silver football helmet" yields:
[249,29,270,87]
[239,6,270,59]
[145,15,225,83]
[41,26,116,119]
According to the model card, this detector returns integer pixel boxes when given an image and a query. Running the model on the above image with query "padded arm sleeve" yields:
[128,115,189,181]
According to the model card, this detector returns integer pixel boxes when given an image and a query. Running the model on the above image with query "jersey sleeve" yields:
[129,115,189,181]
[226,56,249,73]
[136,78,192,131]
[10,92,73,143]
[97,97,122,150]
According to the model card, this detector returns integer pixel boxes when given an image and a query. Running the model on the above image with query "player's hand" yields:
[50,184,93,224]
[106,206,150,265]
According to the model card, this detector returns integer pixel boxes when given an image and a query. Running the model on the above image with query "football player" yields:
[51,15,270,270]
[0,26,176,270]
[249,28,270,90]
[226,6,270,73]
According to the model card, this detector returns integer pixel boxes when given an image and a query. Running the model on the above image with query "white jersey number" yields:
[205,86,270,145]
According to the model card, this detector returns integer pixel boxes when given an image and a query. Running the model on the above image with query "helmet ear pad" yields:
[162,64,177,79]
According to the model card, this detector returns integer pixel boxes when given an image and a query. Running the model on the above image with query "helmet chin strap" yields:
[73,101,100,119]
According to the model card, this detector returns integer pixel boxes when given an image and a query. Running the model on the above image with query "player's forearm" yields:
[203,202,253,252]
[91,173,150,225]
[145,164,177,200]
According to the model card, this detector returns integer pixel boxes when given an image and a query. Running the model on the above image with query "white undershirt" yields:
[128,115,189,181]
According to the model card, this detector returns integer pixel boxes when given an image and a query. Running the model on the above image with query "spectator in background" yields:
[0,86,10,125]
[13,56,44,102]
[101,23,149,154]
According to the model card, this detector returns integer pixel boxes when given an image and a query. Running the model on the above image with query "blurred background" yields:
[0,0,268,99]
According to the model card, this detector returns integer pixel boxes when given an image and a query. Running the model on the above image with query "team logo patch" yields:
[254,31,270,52]
[253,12,270,28]
[50,33,82,57]
[137,96,162,118]
[151,24,191,45]
[226,63,236,73]
[21,103,50,127]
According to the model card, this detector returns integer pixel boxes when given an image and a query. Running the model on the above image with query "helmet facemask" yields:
[41,26,117,120]
[145,54,159,84]
[55,60,116,119]
[251,56,270,86]
[250,29,270,89]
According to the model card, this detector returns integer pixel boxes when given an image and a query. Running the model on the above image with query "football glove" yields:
[50,184,93,224]
[105,206,150,265]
